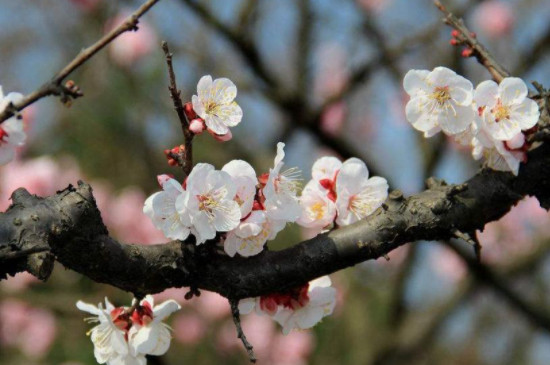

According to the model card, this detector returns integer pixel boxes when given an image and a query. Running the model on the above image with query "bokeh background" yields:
[1,0,550,364]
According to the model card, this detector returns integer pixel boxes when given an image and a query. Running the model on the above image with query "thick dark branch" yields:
[1,141,550,299]
[0,0,161,123]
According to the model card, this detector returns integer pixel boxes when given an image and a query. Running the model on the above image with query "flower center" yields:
[491,99,510,122]
[430,86,451,105]
[309,202,325,220]
[274,167,302,194]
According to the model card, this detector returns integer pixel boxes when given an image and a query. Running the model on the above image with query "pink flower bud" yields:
[189,118,205,134]
[473,1,515,38]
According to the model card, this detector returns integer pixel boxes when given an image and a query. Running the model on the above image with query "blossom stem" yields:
[162,41,194,176]
[229,299,256,363]
[434,0,510,82]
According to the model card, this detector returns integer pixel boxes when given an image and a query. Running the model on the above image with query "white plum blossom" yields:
[224,210,285,257]
[297,181,337,230]
[222,159,258,218]
[272,276,336,335]
[78,296,180,365]
[76,298,140,365]
[181,163,241,244]
[311,156,342,182]
[263,142,302,222]
[191,75,243,136]
[143,178,191,241]
[335,158,388,226]
[0,87,25,165]
[404,67,474,136]
[471,131,524,175]
[128,296,180,358]
[474,77,539,140]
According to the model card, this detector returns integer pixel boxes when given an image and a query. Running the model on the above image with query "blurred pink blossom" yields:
[430,246,467,283]
[315,44,349,100]
[172,313,206,345]
[473,1,515,38]
[70,0,101,12]
[0,299,57,358]
[107,187,166,244]
[321,102,347,137]
[107,13,157,67]
[1,272,39,292]
[193,291,230,320]
[478,197,550,264]
[357,0,392,12]
[216,314,314,364]
[0,156,81,211]
[271,330,314,365]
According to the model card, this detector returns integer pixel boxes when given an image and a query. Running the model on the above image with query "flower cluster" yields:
[298,156,389,231]
[238,276,336,334]
[145,142,301,255]
[0,87,25,166]
[404,66,540,175]
[77,296,180,365]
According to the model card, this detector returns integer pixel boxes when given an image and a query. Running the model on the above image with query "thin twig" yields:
[434,0,510,82]
[0,0,161,124]
[161,41,194,176]
[229,299,256,363]
[0,246,50,261]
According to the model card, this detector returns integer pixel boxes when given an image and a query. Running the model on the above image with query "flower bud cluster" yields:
[404,66,540,175]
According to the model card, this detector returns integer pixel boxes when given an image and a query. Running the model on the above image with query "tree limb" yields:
[0,0,161,123]
[1,141,549,299]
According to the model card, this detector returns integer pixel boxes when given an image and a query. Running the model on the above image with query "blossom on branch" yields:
[238,276,337,335]
[77,296,180,365]
[182,163,241,244]
[404,67,474,137]
[297,156,388,231]
[263,142,302,222]
[0,87,25,165]
[191,75,243,136]
[474,77,539,141]
[143,177,191,241]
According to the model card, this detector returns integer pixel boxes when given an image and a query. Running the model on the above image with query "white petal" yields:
[238,298,256,314]
[500,77,528,105]
[0,145,15,165]
[437,103,474,135]
[153,300,181,322]
[76,301,101,315]
[191,94,206,119]
[510,98,539,130]
[474,80,499,108]
[211,77,237,104]
[336,158,369,195]
[131,325,159,355]
[403,69,430,96]
[311,156,342,182]
[148,324,172,356]
[196,75,213,100]
[405,96,439,132]
[295,306,325,330]
[222,160,258,183]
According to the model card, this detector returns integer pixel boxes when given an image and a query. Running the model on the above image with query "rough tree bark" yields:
[1,141,549,300]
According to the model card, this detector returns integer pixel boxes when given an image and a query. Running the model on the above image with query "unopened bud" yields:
[189,118,205,134]
[156,174,174,187]
[461,48,474,57]
[449,38,458,46]
[451,29,460,38]
[184,102,197,120]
